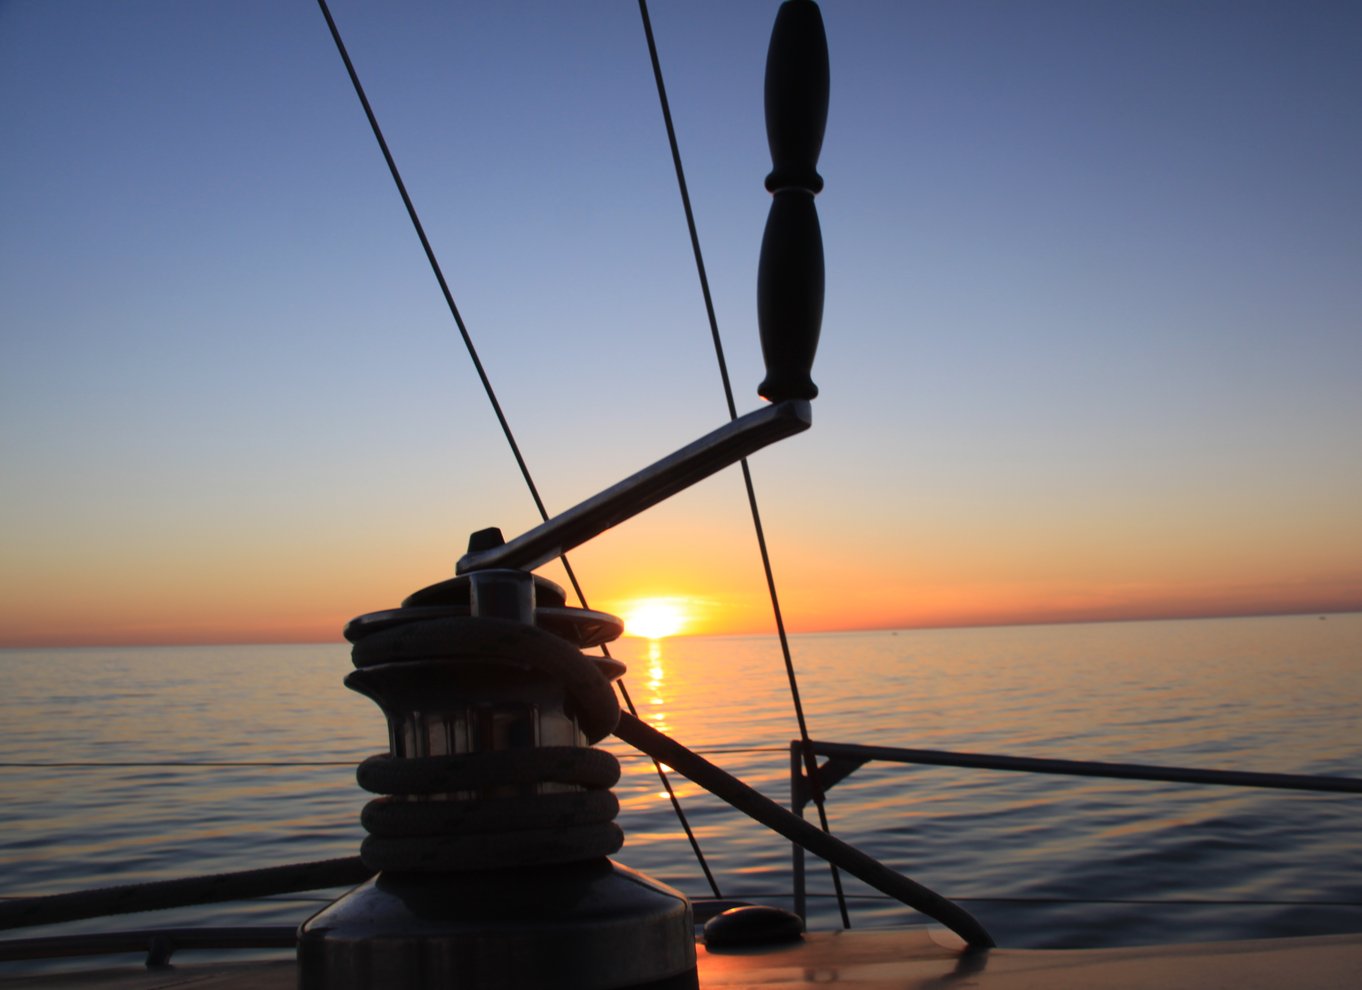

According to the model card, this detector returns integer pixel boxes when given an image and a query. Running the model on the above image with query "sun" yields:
[622,598,689,639]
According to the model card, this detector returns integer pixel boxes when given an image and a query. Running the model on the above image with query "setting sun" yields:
[621,598,690,639]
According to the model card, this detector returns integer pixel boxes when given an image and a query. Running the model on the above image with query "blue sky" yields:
[2,1,1360,644]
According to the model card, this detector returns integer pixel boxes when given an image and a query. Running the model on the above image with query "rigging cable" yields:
[636,0,851,928]
[314,0,720,900]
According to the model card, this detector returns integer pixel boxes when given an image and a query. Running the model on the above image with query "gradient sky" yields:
[2,0,1360,646]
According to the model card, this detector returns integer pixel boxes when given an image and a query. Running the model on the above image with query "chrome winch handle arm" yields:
[456,399,811,575]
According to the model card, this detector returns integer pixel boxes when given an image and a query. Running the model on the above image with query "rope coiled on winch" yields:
[346,616,625,873]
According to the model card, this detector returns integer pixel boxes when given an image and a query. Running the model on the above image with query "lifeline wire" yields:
[636,0,851,928]
[315,0,720,900]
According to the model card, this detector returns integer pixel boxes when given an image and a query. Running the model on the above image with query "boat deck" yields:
[5,929,1361,988]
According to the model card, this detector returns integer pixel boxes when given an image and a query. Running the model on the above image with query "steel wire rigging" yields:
[313,0,720,899]
[636,0,850,928]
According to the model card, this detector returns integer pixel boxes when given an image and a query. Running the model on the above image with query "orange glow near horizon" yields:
[2,552,1360,647]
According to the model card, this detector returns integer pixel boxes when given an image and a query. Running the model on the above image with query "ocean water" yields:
[2,613,1360,966]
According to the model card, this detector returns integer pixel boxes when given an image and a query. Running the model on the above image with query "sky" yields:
[1,0,1360,647]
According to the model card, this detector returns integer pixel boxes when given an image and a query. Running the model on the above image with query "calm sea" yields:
[3,614,1360,966]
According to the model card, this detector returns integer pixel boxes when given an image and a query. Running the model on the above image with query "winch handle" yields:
[458,0,830,576]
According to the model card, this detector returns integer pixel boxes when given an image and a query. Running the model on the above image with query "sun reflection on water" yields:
[644,638,670,738]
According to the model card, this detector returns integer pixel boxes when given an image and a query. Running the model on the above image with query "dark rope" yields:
[615,711,995,948]
[537,540,723,897]
[637,0,849,928]
[534,540,715,897]
[614,675,726,898]
[541,487,722,897]
[349,616,623,742]
[316,0,719,896]
[348,620,626,872]
[357,748,622,795]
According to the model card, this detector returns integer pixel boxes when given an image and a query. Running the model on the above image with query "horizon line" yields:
[2,605,1357,651]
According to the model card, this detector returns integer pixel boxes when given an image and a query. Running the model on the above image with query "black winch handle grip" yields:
[757,0,828,403]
